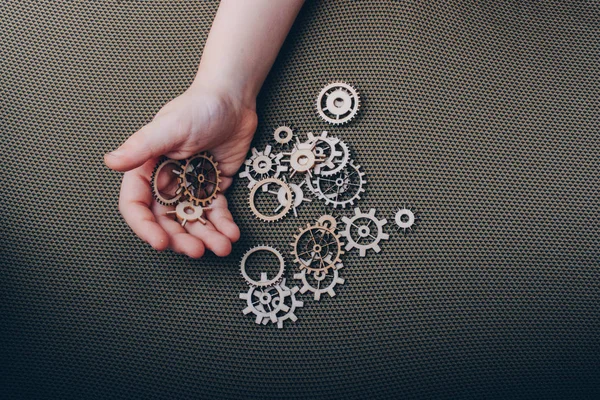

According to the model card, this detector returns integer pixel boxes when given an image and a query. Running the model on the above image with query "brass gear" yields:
[290,221,344,273]
[178,152,222,207]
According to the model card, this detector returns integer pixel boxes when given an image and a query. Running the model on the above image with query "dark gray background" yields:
[1,1,599,399]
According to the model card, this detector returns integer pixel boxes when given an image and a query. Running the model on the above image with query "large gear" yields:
[240,245,285,288]
[316,82,360,125]
[178,152,222,207]
[290,221,344,273]
[249,177,293,222]
[294,262,345,301]
[238,145,288,189]
[340,207,389,257]
[272,279,304,329]
[313,160,366,208]
[151,157,185,206]
[239,284,291,325]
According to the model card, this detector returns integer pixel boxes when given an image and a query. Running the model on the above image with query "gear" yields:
[290,222,344,273]
[272,279,303,329]
[238,145,288,189]
[249,177,293,222]
[151,157,185,206]
[179,152,222,207]
[306,131,348,176]
[340,207,389,257]
[240,245,285,288]
[275,178,310,217]
[165,201,208,227]
[273,125,294,145]
[317,138,351,177]
[395,207,416,232]
[317,215,337,231]
[316,82,360,125]
[239,284,291,325]
[282,138,326,177]
[294,262,345,301]
[313,160,366,208]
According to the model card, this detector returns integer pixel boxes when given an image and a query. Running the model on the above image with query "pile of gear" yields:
[237,82,418,329]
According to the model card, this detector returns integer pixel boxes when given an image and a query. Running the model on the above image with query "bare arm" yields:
[104,0,304,257]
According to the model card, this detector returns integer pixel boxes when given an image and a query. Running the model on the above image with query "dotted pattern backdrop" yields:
[1,1,599,399]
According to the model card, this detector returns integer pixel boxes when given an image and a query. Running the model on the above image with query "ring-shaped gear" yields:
[165,201,208,227]
[319,139,351,177]
[240,245,285,288]
[239,284,291,325]
[274,126,294,145]
[151,157,185,206]
[179,152,222,207]
[395,207,416,232]
[313,160,366,208]
[294,263,345,301]
[290,222,344,273]
[249,177,293,222]
[273,279,304,329]
[340,207,389,257]
[238,145,288,189]
[316,82,360,125]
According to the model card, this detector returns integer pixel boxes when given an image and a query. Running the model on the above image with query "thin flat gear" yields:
[294,263,345,301]
[179,152,222,207]
[290,222,344,273]
[313,160,366,208]
[239,245,285,288]
[151,157,184,206]
[316,82,360,125]
[249,177,293,222]
[340,207,389,257]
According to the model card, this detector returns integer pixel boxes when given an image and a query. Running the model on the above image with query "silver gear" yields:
[239,145,288,189]
[340,207,389,257]
[273,279,304,328]
[316,82,360,125]
[395,207,416,232]
[294,261,345,301]
[313,160,366,208]
[240,245,285,288]
[239,284,291,325]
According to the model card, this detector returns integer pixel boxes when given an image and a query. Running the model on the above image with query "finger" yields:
[119,168,169,250]
[153,203,206,259]
[184,216,233,257]
[205,195,240,243]
[105,113,187,172]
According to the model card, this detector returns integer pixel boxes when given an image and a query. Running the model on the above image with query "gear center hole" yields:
[358,226,370,238]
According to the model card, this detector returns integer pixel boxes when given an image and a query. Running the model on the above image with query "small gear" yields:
[240,245,285,288]
[151,157,185,206]
[316,82,360,125]
[165,201,208,227]
[290,222,344,273]
[340,207,389,257]
[282,138,326,178]
[239,284,291,325]
[273,125,294,145]
[317,215,338,231]
[179,152,222,207]
[275,179,311,217]
[249,177,293,222]
[395,207,416,232]
[313,160,366,208]
[294,262,345,301]
[306,131,347,176]
[272,279,303,329]
[238,145,288,189]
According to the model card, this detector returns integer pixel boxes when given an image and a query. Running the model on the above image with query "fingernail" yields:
[107,149,123,158]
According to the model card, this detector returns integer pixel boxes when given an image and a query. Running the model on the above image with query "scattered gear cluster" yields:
[237,82,420,328]
[151,152,222,226]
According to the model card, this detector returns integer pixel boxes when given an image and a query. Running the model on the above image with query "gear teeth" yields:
[340,207,389,257]
[151,157,184,206]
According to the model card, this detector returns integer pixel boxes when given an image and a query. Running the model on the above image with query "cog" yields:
[151,157,185,206]
[395,207,416,232]
[240,245,285,288]
[317,139,351,177]
[294,262,345,301]
[238,145,288,189]
[316,82,360,125]
[239,284,291,325]
[274,125,294,145]
[317,215,337,231]
[165,201,208,227]
[306,131,347,176]
[249,177,293,222]
[290,222,344,273]
[275,178,311,217]
[282,138,326,177]
[340,207,389,257]
[313,160,366,208]
[273,279,304,329]
[179,152,222,207]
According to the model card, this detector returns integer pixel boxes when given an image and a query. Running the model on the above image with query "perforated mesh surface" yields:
[1,1,599,399]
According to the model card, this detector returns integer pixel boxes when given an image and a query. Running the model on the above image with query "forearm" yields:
[193,0,304,107]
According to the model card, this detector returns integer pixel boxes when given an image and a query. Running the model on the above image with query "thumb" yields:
[104,114,184,172]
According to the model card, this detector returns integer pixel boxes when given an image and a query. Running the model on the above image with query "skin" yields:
[104,0,304,258]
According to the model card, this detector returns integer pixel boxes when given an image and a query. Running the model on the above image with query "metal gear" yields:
[151,157,185,206]
[313,160,366,208]
[249,177,293,222]
[178,152,222,207]
[273,125,294,145]
[240,245,285,288]
[340,207,389,257]
[395,207,416,232]
[239,284,291,325]
[272,279,303,329]
[294,262,345,301]
[290,222,344,273]
[165,201,208,227]
[238,145,288,189]
[316,82,360,125]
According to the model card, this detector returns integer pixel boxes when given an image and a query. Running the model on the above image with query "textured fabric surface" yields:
[1,1,599,399]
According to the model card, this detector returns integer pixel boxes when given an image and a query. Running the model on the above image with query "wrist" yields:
[191,64,257,112]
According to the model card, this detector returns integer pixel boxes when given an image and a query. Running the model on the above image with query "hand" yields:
[104,82,258,258]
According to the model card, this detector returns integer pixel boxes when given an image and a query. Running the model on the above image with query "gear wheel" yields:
[239,284,291,325]
[249,177,293,222]
[273,279,304,329]
[313,160,366,208]
[282,138,326,178]
[317,215,337,231]
[306,131,344,176]
[273,125,294,145]
[275,179,311,217]
[395,207,416,232]
[165,201,208,227]
[151,157,185,206]
[294,262,345,301]
[340,207,389,257]
[290,222,344,273]
[178,152,222,207]
[317,138,350,177]
[238,145,288,189]
[240,245,285,288]
[316,82,360,125]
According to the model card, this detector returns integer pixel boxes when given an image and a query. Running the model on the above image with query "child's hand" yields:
[104,83,257,258]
